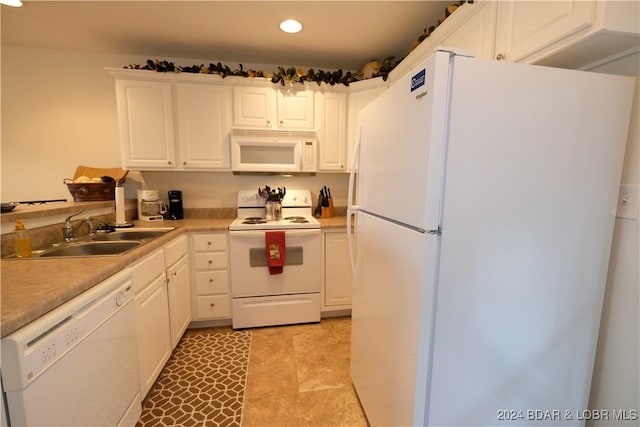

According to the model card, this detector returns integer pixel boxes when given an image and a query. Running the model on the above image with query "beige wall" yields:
[587,51,639,426]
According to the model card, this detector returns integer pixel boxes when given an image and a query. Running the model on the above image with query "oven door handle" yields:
[229,230,320,239]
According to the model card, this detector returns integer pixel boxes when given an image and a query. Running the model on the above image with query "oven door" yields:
[229,229,321,297]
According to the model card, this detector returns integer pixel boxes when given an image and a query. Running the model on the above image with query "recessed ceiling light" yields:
[279,19,302,34]
[1,0,23,6]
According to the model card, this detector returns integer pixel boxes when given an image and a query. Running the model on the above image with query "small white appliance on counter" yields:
[137,189,167,221]
[348,48,635,426]
[229,189,321,328]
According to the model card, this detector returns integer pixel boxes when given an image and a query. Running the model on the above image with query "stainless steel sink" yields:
[90,228,173,242]
[38,241,142,258]
[3,227,175,259]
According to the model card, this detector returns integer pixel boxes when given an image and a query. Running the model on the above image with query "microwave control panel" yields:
[302,140,316,172]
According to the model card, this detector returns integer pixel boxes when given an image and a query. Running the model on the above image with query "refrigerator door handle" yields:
[347,127,362,284]
[348,125,362,212]
[426,226,442,235]
[347,210,358,288]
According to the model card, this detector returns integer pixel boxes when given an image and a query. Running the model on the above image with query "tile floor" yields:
[139,316,368,426]
[241,317,368,426]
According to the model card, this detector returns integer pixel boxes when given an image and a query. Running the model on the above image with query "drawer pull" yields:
[208,260,213,264]
[207,241,212,246]
[209,278,214,283]
[210,303,215,307]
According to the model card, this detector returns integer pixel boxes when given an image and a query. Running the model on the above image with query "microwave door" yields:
[232,138,301,172]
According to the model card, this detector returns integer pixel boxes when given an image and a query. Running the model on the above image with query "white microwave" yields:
[231,129,317,174]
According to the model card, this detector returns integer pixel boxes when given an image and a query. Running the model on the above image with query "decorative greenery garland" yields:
[123,1,470,87]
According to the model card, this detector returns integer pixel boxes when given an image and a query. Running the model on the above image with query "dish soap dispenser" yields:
[14,220,32,258]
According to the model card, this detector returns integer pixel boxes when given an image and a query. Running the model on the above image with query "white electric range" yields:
[228,189,321,329]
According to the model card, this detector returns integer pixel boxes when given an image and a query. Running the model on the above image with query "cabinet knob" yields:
[210,303,216,307]
[207,241,212,246]
[168,160,172,165]
[183,161,187,166]
[266,120,271,125]
[208,260,213,264]
[496,53,506,61]
[172,272,177,277]
[209,278,214,283]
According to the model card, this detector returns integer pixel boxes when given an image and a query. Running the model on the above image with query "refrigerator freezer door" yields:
[356,51,451,232]
[350,212,437,427]
[425,57,635,425]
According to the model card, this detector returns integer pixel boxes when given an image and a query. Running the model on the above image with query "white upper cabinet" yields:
[233,85,314,130]
[232,86,276,128]
[440,1,497,60]
[494,0,639,67]
[495,0,596,63]
[277,89,315,129]
[390,0,638,78]
[176,83,231,169]
[316,91,348,171]
[116,79,176,169]
[111,71,231,171]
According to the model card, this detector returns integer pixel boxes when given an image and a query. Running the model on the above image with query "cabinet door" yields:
[324,231,353,309]
[233,86,276,128]
[277,89,314,129]
[167,254,191,349]
[115,80,176,169]
[441,1,497,60]
[176,84,231,169]
[495,0,596,63]
[316,92,348,171]
[135,273,171,398]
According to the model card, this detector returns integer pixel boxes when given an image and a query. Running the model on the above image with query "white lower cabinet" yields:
[131,249,171,399]
[131,234,191,399]
[323,230,353,311]
[165,235,191,349]
[191,232,231,320]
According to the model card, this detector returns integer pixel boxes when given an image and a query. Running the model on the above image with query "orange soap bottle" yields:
[14,220,32,258]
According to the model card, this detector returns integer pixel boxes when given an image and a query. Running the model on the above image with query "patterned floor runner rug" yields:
[137,330,252,426]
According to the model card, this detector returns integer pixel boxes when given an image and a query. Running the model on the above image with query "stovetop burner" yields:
[286,217,310,223]
[242,219,267,224]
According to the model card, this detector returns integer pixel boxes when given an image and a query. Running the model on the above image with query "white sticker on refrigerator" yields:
[411,69,426,92]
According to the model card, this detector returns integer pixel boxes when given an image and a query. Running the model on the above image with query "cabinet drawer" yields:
[194,252,227,270]
[131,249,165,295]
[165,235,188,267]
[195,270,229,295]
[195,295,231,319]
[192,233,227,252]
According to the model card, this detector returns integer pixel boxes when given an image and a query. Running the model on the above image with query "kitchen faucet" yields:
[83,216,95,236]
[63,211,83,242]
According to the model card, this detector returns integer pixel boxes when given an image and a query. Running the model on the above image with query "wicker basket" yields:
[64,166,128,202]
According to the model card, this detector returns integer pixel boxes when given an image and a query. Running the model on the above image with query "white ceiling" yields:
[1,1,454,71]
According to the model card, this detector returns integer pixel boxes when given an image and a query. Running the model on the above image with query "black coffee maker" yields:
[167,190,184,220]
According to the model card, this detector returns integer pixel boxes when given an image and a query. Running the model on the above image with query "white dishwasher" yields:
[1,270,141,427]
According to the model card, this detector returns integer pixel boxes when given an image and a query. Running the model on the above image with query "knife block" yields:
[320,197,335,218]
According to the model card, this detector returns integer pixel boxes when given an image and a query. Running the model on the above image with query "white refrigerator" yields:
[347,49,635,426]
